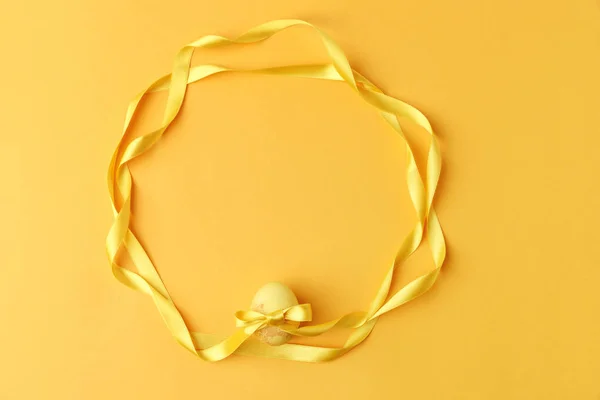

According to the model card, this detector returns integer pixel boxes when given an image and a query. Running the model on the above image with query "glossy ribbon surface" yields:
[106,19,447,362]
[235,304,313,329]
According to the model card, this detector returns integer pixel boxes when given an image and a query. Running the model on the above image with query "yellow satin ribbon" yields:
[106,19,446,362]
[235,304,313,329]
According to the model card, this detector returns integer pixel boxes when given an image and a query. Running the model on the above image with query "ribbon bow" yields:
[235,304,312,330]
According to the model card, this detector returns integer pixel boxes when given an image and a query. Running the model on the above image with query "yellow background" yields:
[1,0,600,398]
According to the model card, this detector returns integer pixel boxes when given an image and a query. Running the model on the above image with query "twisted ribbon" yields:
[106,19,447,362]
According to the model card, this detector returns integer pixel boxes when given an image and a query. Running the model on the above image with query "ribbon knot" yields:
[235,304,312,329]
[265,309,286,326]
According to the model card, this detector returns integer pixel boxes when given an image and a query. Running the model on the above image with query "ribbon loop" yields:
[282,303,313,324]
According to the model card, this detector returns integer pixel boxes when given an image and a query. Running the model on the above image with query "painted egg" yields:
[250,282,298,346]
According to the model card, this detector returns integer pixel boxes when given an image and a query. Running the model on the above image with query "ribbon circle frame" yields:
[106,19,446,362]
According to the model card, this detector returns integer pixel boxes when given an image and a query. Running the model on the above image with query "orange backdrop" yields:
[1,0,600,399]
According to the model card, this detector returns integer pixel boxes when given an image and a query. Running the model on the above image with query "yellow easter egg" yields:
[250,282,298,346]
